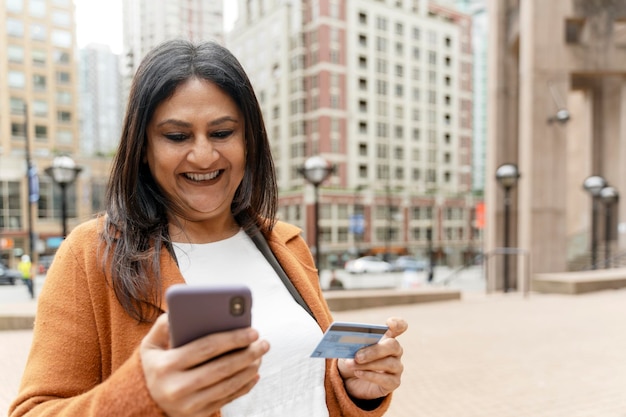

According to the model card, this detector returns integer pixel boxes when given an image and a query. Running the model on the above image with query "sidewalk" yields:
[2,289,626,416]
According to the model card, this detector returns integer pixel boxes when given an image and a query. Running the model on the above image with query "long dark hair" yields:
[102,40,277,322]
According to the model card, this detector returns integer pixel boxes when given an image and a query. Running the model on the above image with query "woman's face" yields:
[145,77,246,227]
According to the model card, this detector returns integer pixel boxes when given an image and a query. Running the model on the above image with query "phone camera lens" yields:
[230,296,245,316]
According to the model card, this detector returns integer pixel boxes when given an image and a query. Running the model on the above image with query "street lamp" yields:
[300,156,334,270]
[583,175,607,269]
[495,163,520,292]
[600,186,619,268]
[45,156,82,238]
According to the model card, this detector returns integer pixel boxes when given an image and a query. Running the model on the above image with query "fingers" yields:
[140,314,271,416]
[174,326,261,370]
[185,339,269,388]
[152,339,269,415]
[355,335,403,366]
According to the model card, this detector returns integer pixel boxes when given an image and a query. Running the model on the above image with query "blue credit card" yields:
[310,322,388,359]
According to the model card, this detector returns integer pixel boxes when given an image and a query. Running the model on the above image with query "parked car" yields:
[38,255,55,274]
[344,256,392,274]
[0,263,22,285]
[391,256,428,272]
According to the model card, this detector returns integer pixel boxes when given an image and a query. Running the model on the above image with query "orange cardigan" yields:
[10,218,391,416]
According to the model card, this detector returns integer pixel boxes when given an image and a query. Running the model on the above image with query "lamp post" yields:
[583,175,607,270]
[300,156,334,270]
[600,185,619,268]
[45,156,82,238]
[495,163,520,292]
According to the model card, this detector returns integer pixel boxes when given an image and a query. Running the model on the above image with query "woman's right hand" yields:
[140,313,270,417]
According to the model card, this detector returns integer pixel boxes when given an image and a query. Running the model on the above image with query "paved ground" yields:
[2,285,626,416]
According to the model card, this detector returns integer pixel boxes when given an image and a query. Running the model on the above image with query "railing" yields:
[572,249,626,271]
[442,248,531,297]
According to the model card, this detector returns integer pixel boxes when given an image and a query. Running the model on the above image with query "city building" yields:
[78,43,123,157]
[453,0,487,194]
[122,0,224,90]
[485,0,626,290]
[0,0,111,266]
[228,0,481,268]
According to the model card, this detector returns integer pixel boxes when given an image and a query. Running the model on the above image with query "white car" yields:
[344,256,392,274]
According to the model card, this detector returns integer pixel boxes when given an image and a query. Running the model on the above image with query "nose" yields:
[188,136,218,167]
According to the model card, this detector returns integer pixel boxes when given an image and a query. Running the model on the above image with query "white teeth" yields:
[186,171,220,181]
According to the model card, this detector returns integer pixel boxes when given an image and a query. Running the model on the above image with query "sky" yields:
[74,0,237,54]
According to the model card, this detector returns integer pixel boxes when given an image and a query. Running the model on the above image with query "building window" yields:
[8,71,25,89]
[0,181,23,230]
[376,36,387,52]
[6,0,23,13]
[57,111,71,123]
[54,50,70,64]
[11,122,26,139]
[33,74,46,90]
[52,10,71,26]
[10,97,25,114]
[56,91,72,105]
[376,16,387,31]
[91,181,107,213]
[35,125,48,140]
[57,130,73,144]
[51,30,72,48]
[38,180,78,221]
[30,23,47,40]
[33,100,48,116]
[6,19,24,37]
[32,49,46,65]
[8,45,24,62]
[56,71,71,84]
[29,0,46,17]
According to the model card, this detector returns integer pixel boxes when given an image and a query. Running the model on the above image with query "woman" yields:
[10,40,406,417]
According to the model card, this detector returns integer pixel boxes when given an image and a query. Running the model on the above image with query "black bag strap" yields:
[250,229,315,319]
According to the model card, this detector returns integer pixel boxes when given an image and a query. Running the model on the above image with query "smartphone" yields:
[166,284,252,348]
[310,321,389,358]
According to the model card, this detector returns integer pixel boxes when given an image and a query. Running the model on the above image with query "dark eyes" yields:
[163,130,234,142]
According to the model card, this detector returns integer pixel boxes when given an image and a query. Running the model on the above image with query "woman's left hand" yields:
[337,317,407,400]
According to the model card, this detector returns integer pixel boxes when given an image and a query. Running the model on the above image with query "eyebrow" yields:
[156,116,239,128]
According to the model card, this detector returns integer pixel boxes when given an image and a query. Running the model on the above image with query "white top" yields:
[173,229,329,417]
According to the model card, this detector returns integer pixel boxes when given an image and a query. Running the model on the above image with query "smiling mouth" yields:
[184,170,222,182]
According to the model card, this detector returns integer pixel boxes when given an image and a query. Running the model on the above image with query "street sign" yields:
[349,214,365,235]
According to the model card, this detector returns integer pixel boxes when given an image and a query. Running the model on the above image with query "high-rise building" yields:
[453,0,487,194]
[79,43,123,157]
[0,0,95,264]
[122,0,224,81]
[228,0,480,267]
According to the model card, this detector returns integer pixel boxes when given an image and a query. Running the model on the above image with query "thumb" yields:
[142,313,171,350]
[384,317,408,339]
